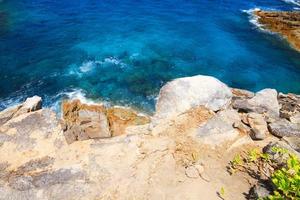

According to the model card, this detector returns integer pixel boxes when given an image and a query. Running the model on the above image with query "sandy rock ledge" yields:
[0,75,300,200]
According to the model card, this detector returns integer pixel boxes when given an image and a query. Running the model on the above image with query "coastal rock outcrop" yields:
[232,89,279,121]
[62,100,150,143]
[254,10,300,52]
[62,100,111,143]
[106,107,150,136]
[155,75,232,120]
[0,95,250,200]
[1,75,300,199]
[0,96,42,126]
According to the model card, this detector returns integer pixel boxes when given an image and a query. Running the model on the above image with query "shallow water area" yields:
[0,0,300,112]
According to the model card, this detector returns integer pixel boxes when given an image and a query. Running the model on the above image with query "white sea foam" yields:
[68,57,127,77]
[103,57,127,68]
[242,8,276,34]
[0,95,24,111]
[79,61,95,73]
[282,0,300,6]
[49,88,110,115]
[242,8,264,30]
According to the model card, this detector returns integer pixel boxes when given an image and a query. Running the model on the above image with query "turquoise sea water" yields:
[0,0,300,112]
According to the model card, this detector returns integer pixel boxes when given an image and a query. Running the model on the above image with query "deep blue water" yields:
[1,0,300,112]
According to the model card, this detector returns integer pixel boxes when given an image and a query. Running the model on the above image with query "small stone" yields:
[194,164,204,174]
[247,113,268,140]
[185,166,199,179]
[233,121,251,134]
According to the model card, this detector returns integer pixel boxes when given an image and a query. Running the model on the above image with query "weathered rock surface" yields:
[282,136,300,152]
[255,11,300,52]
[278,93,300,121]
[268,119,300,138]
[290,113,300,124]
[155,75,232,120]
[62,100,111,143]
[0,97,252,200]
[247,113,269,140]
[62,100,151,143]
[231,88,255,99]
[1,74,300,199]
[0,96,42,126]
[196,109,240,145]
[232,89,279,120]
[107,106,150,136]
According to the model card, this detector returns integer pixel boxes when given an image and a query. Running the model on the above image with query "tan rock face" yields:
[62,100,151,143]
[0,95,263,200]
[255,11,300,52]
[62,100,110,143]
[107,107,151,136]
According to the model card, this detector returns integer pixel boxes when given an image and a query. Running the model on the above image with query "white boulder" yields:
[155,75,232,120]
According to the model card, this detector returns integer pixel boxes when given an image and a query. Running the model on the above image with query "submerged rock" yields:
[232,89,279,121]
[155,75,232,120]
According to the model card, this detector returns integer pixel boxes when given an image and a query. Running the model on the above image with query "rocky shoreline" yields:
[254,10,300,51]
[0,75,300,199]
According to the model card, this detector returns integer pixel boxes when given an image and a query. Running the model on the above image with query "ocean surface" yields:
[1,0,300,112]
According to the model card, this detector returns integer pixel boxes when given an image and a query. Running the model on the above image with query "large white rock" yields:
[155,75,232,119]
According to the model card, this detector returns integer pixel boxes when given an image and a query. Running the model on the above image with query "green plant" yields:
[229,154,243,174]
[232,154,243,167]
[271,146,288,155]
[247,148,261,163]
[218,186,226,199]
[266,154,300,200]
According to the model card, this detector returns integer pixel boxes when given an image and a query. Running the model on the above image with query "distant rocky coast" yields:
[0,75,300,199]
[254,10,300,51]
